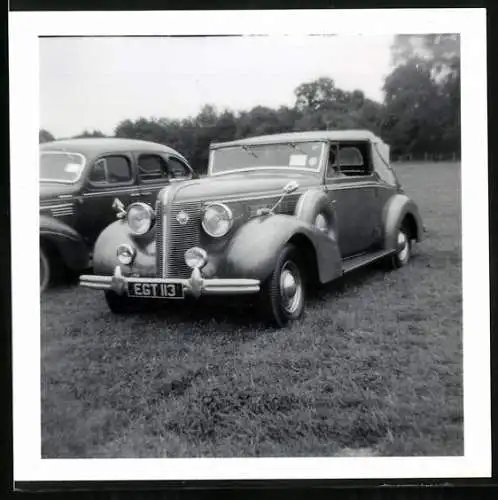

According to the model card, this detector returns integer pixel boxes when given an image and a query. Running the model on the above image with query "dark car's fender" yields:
[224,213,342,285]
[92,219,157,276]
[40,214,89,271]
[382,193,424,250]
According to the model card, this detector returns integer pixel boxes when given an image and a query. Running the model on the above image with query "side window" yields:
[89,156,132,185]
[138,154,169,182]
[337,146,370,177]
[167,157,191,179]
[373,146,397,186]
[326,144,340,179]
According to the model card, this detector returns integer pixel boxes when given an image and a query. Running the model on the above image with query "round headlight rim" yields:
[126,202,156,235]
[201,202,234,238]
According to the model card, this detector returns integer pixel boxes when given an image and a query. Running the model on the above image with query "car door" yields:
[136,152,193,206]
[324,142,379,258]
[76,152,137,245]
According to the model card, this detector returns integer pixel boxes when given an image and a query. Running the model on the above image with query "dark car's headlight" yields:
[127,202,155,235]
[202,202,233,238]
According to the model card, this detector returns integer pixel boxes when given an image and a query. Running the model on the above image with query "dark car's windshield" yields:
[40,151,86,183]
[210,141,325,175]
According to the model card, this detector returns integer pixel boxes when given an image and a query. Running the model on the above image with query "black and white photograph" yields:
[9,8,489,483]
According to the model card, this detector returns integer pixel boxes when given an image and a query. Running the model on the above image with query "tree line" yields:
[40,34,460,173]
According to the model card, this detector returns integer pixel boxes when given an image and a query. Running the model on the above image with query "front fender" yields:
[225,214,342,284]
[383,193,424,250]
[40,214,89,271]
[93,220,157,276]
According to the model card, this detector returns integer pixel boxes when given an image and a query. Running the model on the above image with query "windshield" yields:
[40,151,86,183]
[210,141,325,175]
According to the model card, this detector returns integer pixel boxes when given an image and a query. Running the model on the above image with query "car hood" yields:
[39,182,79,201]
[166,171,319,204]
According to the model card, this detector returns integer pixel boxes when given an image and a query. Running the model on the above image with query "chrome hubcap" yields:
[397,231,409,262]
[314,213,328,232]
[279,260,302,314]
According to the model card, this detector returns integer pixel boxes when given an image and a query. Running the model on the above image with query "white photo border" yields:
[9,8,490,482]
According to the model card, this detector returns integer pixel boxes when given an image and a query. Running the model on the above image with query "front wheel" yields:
[40,247,50,292]
[104,290,140,314]
[260,244,306,328]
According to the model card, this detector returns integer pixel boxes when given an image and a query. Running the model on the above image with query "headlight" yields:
[127,202,155,235]
[185,247,208,269]
[116,243,136,265]
[202,202,233,238]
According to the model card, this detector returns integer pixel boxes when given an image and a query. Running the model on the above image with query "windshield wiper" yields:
[241,145,259,158]
[287,142,306,154]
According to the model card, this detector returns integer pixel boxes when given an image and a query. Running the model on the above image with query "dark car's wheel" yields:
[40,247,50,292]
[389,224,412,269]
[105,290,139,314]
[261,244,305,327]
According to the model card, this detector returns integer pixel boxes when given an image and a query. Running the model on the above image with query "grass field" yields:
[41,161,463,458]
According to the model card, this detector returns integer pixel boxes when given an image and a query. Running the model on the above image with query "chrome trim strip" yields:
[82,188,138,197]
[175,182,377,205]
[40,203,74,210]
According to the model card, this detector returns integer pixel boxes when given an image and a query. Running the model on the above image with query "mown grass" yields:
[41,161,462,458]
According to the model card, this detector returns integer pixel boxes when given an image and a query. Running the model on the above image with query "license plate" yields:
[127,282,184,299]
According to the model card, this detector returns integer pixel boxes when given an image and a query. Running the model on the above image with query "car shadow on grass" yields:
[130,259,395,331]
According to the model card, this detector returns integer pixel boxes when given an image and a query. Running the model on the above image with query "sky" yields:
[39,35,395,138]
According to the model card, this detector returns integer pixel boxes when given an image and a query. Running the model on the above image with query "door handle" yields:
[130,192,141,197]
[141,191,152,196]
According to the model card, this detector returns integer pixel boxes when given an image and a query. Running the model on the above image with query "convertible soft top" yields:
[210,130,386,149]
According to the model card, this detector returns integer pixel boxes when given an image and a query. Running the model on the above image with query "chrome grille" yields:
[155,199,165,277]
[42,203,75,217]
[165,201,202,278]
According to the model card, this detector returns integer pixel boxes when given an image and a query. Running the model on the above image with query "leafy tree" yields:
[383,34,460,158]
[39,129,55,143]
[72,129,107,138]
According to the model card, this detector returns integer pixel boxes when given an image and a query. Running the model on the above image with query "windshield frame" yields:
[208,141,326,177]
[40,151,87,184]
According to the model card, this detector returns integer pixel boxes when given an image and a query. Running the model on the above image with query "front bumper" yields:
[79,265,261,297]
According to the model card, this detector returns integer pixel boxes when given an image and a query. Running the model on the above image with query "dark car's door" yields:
[76,152,137,245]
[325,142,380,257]
[135,152,193,206]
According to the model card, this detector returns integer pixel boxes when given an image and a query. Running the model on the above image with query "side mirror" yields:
[112,198,127,219]
[283,180,299,194]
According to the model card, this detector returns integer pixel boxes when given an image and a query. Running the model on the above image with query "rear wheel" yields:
[40,247,50,292]
[389,224,412,269]
[260,244,305,327]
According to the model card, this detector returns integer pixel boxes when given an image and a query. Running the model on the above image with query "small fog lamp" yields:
[185,247,208,269]
[116,243,136,265]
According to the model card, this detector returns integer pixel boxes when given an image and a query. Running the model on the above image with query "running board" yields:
[342,249,394,275]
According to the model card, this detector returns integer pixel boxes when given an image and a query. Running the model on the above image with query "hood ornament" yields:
[176,210,190,225]
[112,198,127,219]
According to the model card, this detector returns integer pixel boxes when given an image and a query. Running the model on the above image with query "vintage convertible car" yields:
[79,130,423,327]
[39,137,195,291]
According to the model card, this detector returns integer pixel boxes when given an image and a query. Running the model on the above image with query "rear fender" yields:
[225,214,342,284]
[383,193,424,250]
[40,214,89,271]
